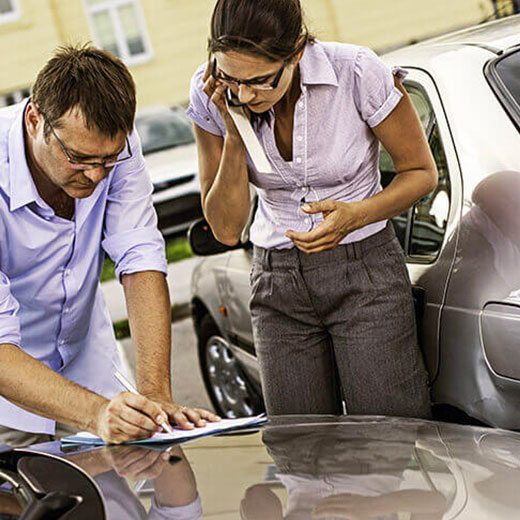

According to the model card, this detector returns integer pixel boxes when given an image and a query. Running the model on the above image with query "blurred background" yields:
[1,0,519,109]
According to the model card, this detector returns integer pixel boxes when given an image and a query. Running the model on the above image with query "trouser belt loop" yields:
[353,240,362,260]
[264,248,272,271]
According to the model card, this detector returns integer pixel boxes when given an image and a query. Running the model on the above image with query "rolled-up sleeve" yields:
[0,271,22,347]
[353,47,404,128]
[185,64,225,137]
[101,130,167,282]
[148,494,202,520]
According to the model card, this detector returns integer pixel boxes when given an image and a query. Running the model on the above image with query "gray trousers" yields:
[250,223,431,418]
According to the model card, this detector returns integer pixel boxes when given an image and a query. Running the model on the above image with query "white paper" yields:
[62,414,267,445]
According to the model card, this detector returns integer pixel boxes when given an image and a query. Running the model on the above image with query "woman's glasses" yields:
[211,59,286,91]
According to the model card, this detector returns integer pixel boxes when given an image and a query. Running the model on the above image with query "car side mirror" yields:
[188,218,244,256]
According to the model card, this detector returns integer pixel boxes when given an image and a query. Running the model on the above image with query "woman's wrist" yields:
[224,130,244,148]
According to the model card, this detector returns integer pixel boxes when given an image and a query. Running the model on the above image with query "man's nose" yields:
[84,165,109,184]
[237,84,256,104]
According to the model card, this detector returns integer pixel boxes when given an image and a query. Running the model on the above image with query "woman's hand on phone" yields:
[202,61,241,139]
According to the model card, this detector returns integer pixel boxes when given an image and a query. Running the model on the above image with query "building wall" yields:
[0,0,496,109]
[0,0,62,103]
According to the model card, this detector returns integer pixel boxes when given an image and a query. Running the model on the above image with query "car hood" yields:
[13,415,520,519]
[144,143,198,184]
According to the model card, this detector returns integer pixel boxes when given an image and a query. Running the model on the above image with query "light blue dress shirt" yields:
[0,101,168,434]
[187,41,405,249]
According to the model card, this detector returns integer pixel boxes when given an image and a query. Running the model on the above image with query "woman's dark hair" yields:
[208,0,314,127]
[209,0,314,61]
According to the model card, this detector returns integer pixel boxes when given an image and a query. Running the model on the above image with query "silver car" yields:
[135,106,202,235]
[190,16,520,425]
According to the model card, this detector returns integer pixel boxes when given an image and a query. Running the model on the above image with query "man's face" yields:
[26,103,127,199]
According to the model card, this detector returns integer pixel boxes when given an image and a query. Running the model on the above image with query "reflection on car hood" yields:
[144,142,198,184]
[14,415,520,519]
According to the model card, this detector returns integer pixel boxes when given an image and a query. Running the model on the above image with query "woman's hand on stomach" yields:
[286,200,366,254]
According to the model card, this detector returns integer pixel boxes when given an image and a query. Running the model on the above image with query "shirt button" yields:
[296,136,303,142]
[60,340,65,345]
[301,187,306,192]
[298,101,304,108]
[64,308,70,313]
[305,218,311,225]
[296,157,302,164]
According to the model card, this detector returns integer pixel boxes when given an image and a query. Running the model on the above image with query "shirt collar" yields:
[8,100,42,212]
[299,41,339,87]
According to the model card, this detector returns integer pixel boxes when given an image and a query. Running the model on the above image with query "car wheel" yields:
[197,315,263,418]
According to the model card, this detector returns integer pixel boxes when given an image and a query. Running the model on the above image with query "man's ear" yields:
[25,102,43,140]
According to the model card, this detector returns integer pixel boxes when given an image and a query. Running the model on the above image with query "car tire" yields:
[197,314,264,418]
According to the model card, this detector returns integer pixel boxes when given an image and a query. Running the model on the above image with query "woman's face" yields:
[213,50,298,113]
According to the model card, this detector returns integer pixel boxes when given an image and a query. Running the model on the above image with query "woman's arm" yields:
[194,66,251,246]
[358,78,438,225]
[193,124,250,245]
[287,79,438,254]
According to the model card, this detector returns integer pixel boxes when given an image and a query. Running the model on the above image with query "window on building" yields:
[83,0,152,65]
[0,0,21,24]
[379,83,451,262]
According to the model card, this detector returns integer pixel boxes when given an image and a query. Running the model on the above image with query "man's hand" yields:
[101,445,171,480]
[286,200,365,254]
[149,396,221,430]
[95,392,170,444]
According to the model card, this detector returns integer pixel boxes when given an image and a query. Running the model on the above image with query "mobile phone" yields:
[225,88,247,108]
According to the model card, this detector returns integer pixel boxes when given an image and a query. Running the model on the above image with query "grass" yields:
[100,236,194,283]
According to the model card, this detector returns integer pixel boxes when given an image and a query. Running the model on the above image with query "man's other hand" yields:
[149,397,221,430]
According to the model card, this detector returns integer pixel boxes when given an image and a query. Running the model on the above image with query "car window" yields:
[379,83,451,262]
[135,111,195,155]
[486,48,520,131]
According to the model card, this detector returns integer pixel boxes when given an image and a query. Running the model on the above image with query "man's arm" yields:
[122,270,219,429]
[0,343,170,443]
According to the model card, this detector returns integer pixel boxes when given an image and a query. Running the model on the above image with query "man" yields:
[0,44,218,447]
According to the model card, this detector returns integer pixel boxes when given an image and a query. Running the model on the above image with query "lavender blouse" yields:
[187,41,404,249]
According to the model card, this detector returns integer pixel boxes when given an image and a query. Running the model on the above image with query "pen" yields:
[114,370,175,434]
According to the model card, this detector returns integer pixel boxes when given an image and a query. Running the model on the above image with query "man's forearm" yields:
[0,343,107,431]
[122,271,173,400]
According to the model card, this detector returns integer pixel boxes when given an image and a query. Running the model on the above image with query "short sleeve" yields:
[186,64,225,137]
[353,47,404,128]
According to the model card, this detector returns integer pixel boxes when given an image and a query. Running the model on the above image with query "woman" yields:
[186,0,436,417]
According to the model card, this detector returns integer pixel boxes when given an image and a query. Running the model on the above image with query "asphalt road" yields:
[119,318,214,413]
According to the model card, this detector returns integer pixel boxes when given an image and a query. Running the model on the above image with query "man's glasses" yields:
[42,112,132,170]
[211,59,286,92]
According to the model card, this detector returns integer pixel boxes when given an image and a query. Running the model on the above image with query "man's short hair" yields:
[32,43,136,138]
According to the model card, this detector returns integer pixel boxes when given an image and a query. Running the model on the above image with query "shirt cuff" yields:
[148,493,203,520]
[102,228,168,283]
[366,87,403,128]
[0,316,22,347]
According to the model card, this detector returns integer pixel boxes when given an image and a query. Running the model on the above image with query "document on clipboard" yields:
[61,414,268,446]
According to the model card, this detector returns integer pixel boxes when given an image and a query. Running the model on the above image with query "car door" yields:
[380,68,462,382]
[219,199,258,382]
